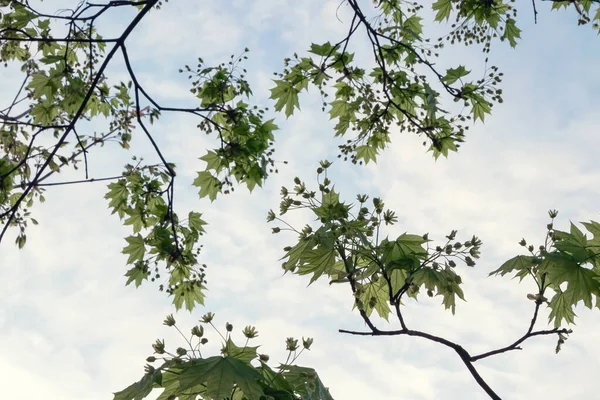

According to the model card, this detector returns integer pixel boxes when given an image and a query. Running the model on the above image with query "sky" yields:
[1,1,600,399]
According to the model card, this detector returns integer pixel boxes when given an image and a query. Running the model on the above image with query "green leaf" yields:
[328,100,349,120]
[355,145,378,165]
[258,361,295,393]
[172,281,205,312]
[269,80,300,118]
[281,365,333,400]
[309,41,337,57]
[541,255,600,309]
[402,15,423,40]
[30,100,59,125]
[358,275,391,320]
[282,237,315,272]
[222,338,259,364]
[442,66,470,85]
[124,208,145,234]
[188,211,207,233]
[502,18,521,48]
[412,267,465,314]
[199,150,224,172]
[430,136,459,160]
[124,264,149,287]
[471,97,492,122]
[553,224,592,263]
[122,234,146,264]
[113,370,161,400]
[27,72,58,99]
[193,171,220,202]
[15,234,26,249]
[581,220,600,239]
[489,255,534,278]
[176,356,265,400]
[432,0,453,21]
[105,179,129,218]
[548,291,577,328]
[382,234,428,265]
[243,163,265,192]
[297,245,337,284]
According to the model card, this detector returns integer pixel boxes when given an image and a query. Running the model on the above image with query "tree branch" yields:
[0,0,159,242]
[339,325,502,400]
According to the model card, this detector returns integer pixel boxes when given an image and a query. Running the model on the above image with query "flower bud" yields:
[163,314,176,327]
[191,325,204,337]
[243,326,258,339]
[302,337,314,350]
[368,297,377,307]
[286,337,299,351]
[201,312,215,323]
[152,339,165,354]
[319,160,332,169]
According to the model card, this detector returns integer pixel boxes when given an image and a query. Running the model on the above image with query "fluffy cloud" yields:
[1,1,600,400]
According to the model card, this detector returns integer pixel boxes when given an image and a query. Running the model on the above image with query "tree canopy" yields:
[1,0,600,399]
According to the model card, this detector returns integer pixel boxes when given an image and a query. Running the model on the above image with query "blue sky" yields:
[1,1,600,399]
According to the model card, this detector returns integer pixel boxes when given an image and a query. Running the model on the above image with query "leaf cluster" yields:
[106,160,208,311]
[490,211,600,329]
[187,52,281,200]
[269,161,482,319]
[114,313,330,400]
[269,1,504,163]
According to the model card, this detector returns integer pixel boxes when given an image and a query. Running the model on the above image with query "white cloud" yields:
[2,1,600,400]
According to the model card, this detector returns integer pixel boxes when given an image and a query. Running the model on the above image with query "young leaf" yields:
[124,208,145,234]
[442,66,470,85]
[222,338,259,364]
[175,356,265,399]
[172,281,205,312]
[113,369,161,400]
[548,291,577,328]
[269,80,300,118]
[502,18,521,48]
[193,171,220,202]
[358,276,391,320]
[309,41,336,57]
[281,365,334,400]
[297,246,337,284]
[124,264,149,287]
[542,256,600,309]
[188,211,207,233]
[355,145,378,164]
[122,234,146,264]
[489,255,534,278]
[432,0,452,22]
[199,150,224,172]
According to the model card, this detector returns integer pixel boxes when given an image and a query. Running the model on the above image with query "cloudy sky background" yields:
[1,1,600,399]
